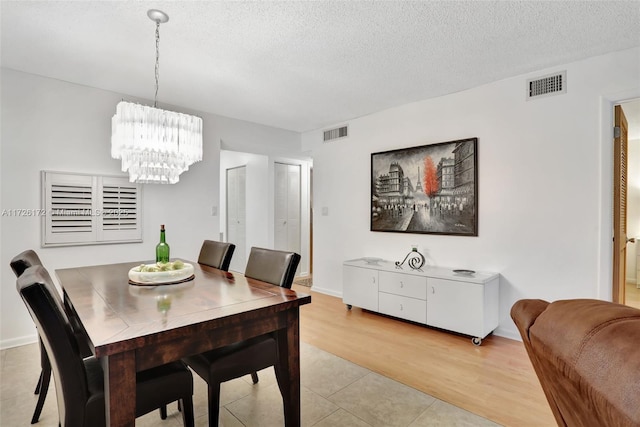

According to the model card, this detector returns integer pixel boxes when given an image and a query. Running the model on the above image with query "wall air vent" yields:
[527,71,566,100]
[323,125,348,142]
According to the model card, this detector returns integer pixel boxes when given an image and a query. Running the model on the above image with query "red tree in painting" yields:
[423,156,438,197]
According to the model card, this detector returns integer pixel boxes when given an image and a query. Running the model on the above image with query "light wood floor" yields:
[626,281,640,309]
[294,285,555,427]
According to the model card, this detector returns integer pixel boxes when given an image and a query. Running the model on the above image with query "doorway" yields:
[613,99,640,309]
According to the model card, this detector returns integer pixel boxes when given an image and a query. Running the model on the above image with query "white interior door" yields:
[274,163,301,257]
[227,166,246,272]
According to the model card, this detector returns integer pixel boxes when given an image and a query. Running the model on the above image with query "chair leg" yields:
[207,382,221,427]
[179,397,195,427]
[159,405,167,420]
[34,338,47,395]
[250,371,259,384]
[34,369,44,395]
[31,357,51,424]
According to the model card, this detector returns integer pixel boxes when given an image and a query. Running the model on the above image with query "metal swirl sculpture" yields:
[395,249,425,271]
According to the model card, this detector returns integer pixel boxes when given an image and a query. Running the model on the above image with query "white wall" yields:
[219,120,309,160]
[0,69,300,348]
[4,47,638,347]
[303,47,640,340]
[220,150,312,276]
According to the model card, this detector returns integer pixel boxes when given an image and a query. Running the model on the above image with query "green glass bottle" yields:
[155,224,170,263]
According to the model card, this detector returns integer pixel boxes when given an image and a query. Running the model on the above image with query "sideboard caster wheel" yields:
[346,304,352,310]
[472,337,482,346]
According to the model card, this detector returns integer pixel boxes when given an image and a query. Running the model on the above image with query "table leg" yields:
[101,351,136,426]
[275,308,301,427]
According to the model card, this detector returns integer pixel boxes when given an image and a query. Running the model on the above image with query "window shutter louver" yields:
[99,177,142,242]
[50,183,94,233]
[43,173,97,245]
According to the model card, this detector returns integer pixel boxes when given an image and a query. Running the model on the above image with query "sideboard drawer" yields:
[379,292,427,324]
[379,271,427,300]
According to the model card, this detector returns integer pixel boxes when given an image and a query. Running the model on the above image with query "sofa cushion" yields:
[511,299,640,427]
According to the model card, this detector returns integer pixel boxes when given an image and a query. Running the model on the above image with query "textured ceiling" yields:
[1,1,640,133]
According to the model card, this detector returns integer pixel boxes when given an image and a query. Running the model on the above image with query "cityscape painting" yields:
[371,138,478,236]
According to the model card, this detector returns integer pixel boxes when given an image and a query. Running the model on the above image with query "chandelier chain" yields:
[154,21,160,108]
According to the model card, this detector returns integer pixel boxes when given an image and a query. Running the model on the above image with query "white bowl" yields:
[128,262,194,285]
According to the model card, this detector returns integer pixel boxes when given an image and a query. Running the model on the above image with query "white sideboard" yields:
[343,258,500,345]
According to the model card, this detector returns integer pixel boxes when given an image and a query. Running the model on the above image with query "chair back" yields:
[198,240,236,271]
[511,299,640,427]
[244,247,301,288]
[10,249,43,277]
[17,265,90,426]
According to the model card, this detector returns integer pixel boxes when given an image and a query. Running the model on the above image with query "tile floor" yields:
[0,341,500,426]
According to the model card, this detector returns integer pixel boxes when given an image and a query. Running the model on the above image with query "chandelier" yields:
[111,9,203,184]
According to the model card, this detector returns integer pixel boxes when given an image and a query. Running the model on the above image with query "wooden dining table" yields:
[55,260,311,426]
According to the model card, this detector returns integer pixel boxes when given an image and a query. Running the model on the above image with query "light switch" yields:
[322,207,329,216]
[211,206,218,216]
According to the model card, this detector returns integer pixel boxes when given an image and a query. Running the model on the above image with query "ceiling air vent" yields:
[323,125,348,142]
[527,71,566,100]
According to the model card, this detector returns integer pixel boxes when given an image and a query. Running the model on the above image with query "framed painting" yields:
[371,137,478,236]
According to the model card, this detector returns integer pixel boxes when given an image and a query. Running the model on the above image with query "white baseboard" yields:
[492,327,521,342]
[309,286,342,298]
[1,334,38,351]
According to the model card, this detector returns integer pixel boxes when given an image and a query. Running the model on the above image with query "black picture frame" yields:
[371,137,478,236]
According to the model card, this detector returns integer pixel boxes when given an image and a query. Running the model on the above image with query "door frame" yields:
[598,89,640,301]
[613,105,629,303]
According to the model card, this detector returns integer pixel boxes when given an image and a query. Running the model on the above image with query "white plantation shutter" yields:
[42,172,142,246]
[43,172,97,245]
[99,177,142,242]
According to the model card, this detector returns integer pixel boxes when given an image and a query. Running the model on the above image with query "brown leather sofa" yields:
[511,299,640,427]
